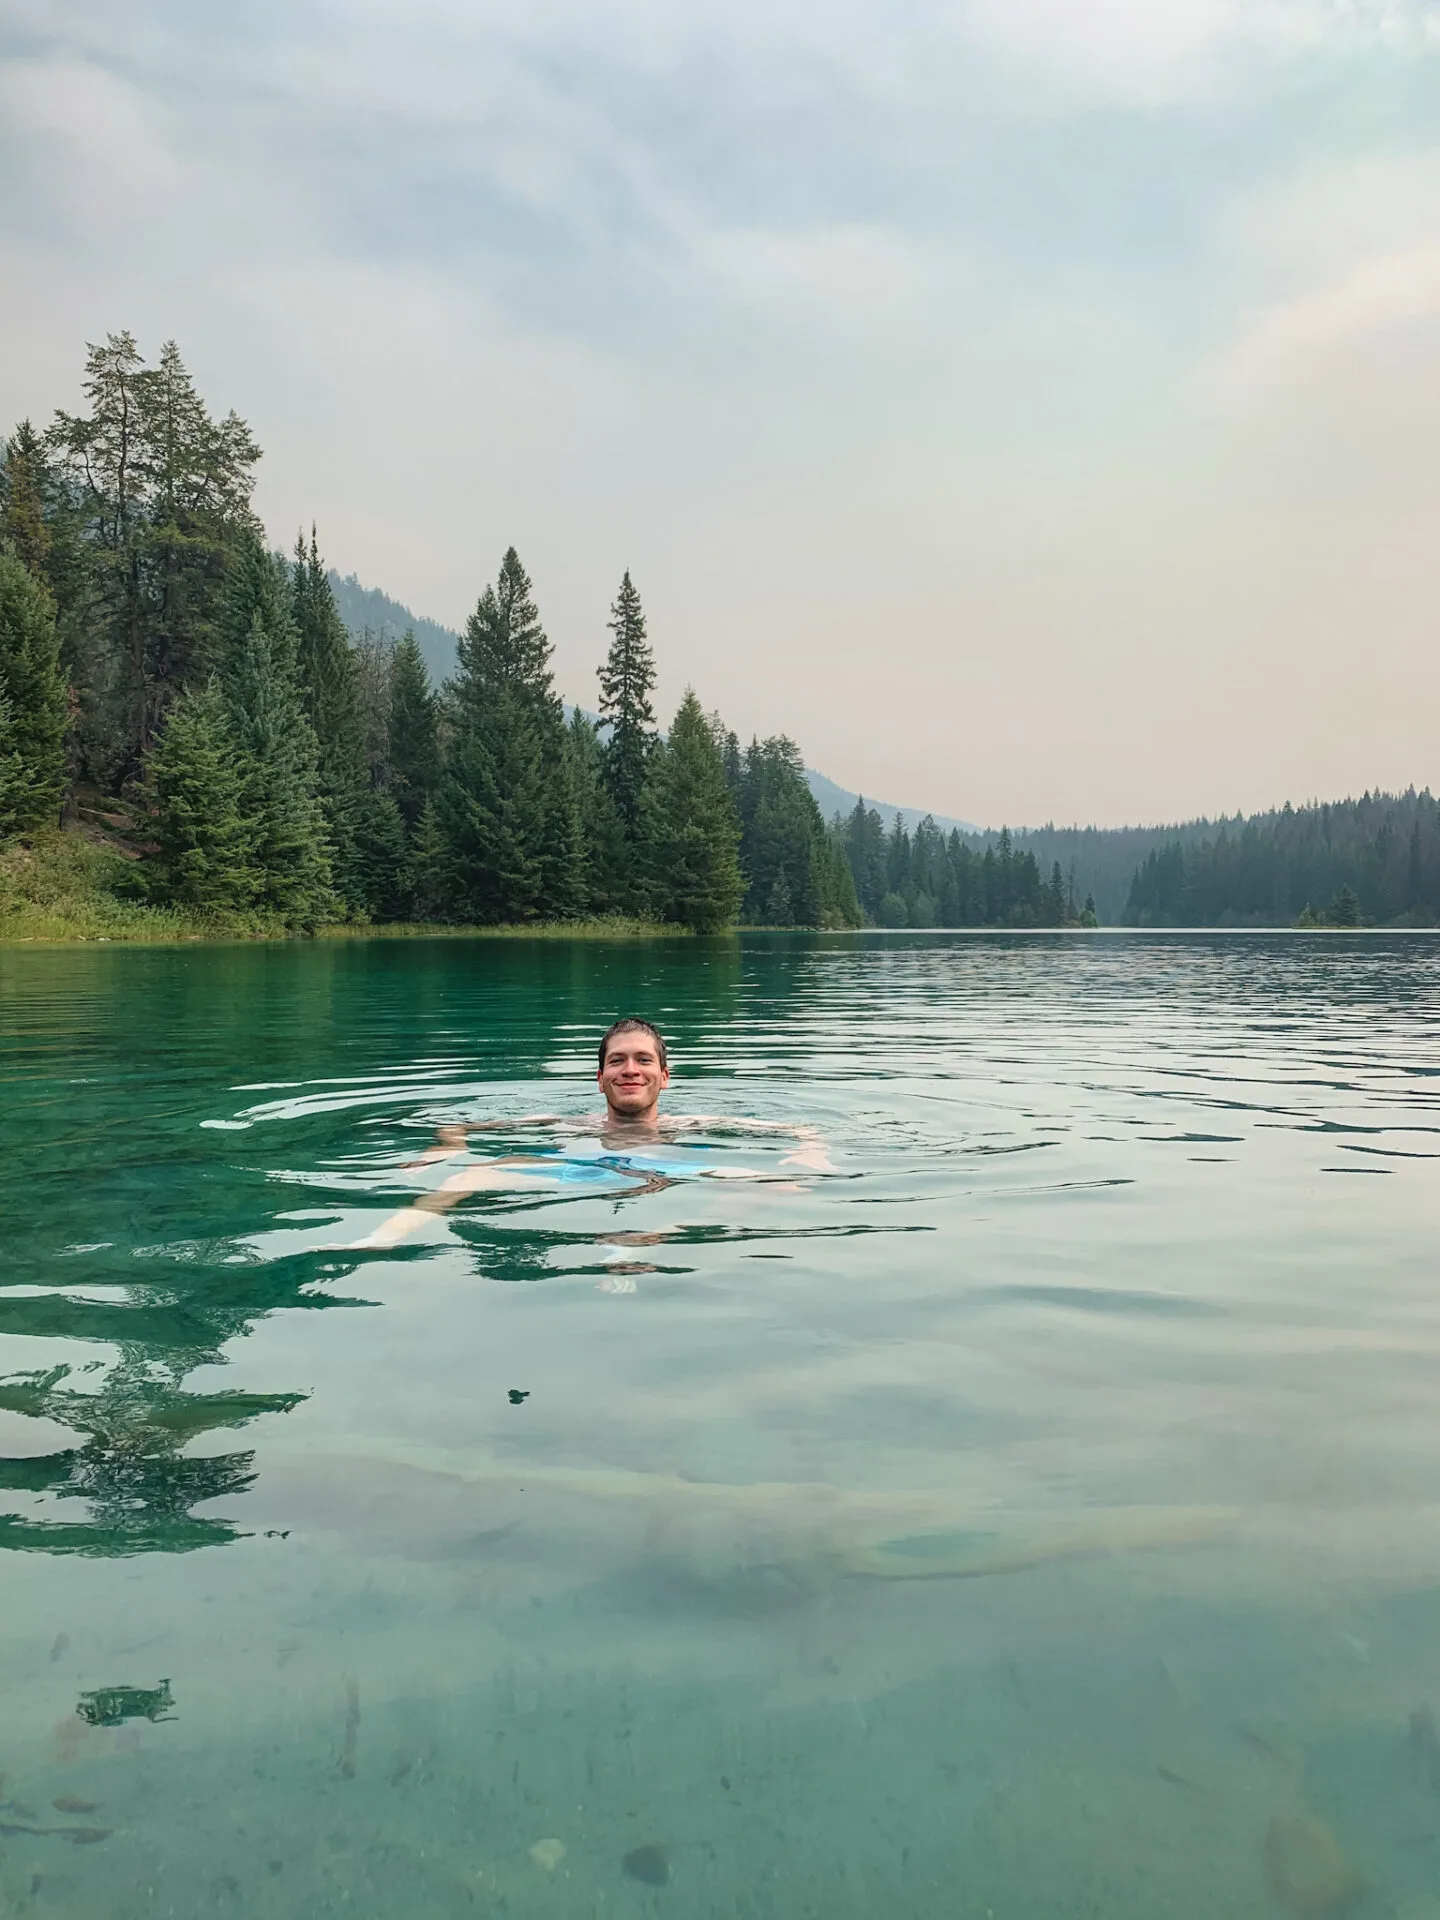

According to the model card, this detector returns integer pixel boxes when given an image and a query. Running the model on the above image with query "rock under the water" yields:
[623,1843,670,1887]
[1263,1813,1364,1916]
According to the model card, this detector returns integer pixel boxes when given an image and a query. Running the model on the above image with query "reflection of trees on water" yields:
[0,1362,285,1555]
[0,1249,358,1556]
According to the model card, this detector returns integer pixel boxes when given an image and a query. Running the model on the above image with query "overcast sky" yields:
[3,0,1438,827]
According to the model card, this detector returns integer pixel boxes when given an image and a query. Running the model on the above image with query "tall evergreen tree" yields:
[737,735,855,926]
[352,787,412,922]
[387,630,440,833]
[142,341,260,698]
[291,529,370,913]
[0,688,28,836]
[440,548,581,922]
[817,825,862,927]
[0,551,68,831]
[141,683,258,911]
[843,799,888,923]
[645,692,743,932]
[49,334,147,759]
[598,570,657,834]
[409,797,449,921]
[48,334,258,766]
[219,539,334,928]
[567,708,629,914]
[351,630,395,791]
[0,422,53,582]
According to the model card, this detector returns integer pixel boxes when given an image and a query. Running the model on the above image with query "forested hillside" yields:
[0,334,863,935]
[1122,792,1440,927]
[326,573,458,686]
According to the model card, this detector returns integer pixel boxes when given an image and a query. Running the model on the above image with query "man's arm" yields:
[671,1116,836,1172]
[402,1116,569,1169]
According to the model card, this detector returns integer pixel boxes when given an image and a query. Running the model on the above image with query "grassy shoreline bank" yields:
[0,833,690,945]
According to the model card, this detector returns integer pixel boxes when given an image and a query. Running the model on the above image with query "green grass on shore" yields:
[0,831,690,945]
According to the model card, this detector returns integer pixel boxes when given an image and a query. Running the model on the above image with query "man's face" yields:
[598,1033,669,1120]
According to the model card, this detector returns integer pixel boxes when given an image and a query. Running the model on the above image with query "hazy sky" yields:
[3,0,1438,826]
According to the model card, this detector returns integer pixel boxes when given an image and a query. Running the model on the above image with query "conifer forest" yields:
[1,336,1435,935]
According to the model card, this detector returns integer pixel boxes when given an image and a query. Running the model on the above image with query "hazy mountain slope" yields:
[323,569,1196,920]
[328,572,459,685]
[805,769,976,836]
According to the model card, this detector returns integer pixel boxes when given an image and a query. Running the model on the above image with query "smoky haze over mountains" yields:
[3,1,1438,828]
[325,568,1349,923]
[327,569,975,830]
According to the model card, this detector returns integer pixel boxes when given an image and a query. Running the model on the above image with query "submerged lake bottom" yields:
[2,931,1439,1918]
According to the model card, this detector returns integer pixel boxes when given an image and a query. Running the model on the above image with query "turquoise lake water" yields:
[2,931,1440,1917]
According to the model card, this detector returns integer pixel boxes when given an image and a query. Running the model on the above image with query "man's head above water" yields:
[597,1018,670,1125]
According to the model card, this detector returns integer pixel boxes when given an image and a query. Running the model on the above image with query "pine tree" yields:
[1048,860,1067,925]
[598,570,657,835]
[49,334,148,759]
[1330,882,1361,927]
[292,530,362,759]
[48,335,258,766]
[351,630,394,790]
[141,683,258,911]
[737,735,840,926]
[0,422,53,581]
[0,687,28,836]
[219,539,335,927]
[291,529,369,913]
[142,341,261,699]
[440,548,581,922]
[352,786,412,922]
[843,799,887,923]
[387,631,440,833]
[0,551,68,831]
[567,708,629,914]
[817,825,862,928]
[644,691,742,932]
[409,797,449,920]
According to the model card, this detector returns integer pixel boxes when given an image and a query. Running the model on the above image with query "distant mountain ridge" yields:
[327,572,461,687]
[804,769,976,836]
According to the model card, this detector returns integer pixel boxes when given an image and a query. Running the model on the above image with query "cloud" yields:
[953,0,1439,103]
[0,56,180,227]
[1221,239,1440,387]
[1208,147,1440,391]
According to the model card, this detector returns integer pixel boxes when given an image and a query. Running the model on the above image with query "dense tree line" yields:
[0,335,862,931]
[838,806,1094,927]
[1122,791,1440,927]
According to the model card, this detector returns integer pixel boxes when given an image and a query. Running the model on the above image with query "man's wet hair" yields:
[598,1018,668,1072]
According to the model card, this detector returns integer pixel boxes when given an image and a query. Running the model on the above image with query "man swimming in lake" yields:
[352,1017,833,1249]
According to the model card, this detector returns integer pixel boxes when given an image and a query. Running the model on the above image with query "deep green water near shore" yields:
[2,932,1440,1917]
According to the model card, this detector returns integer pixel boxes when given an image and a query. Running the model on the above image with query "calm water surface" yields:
[2,932,1439,1917]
